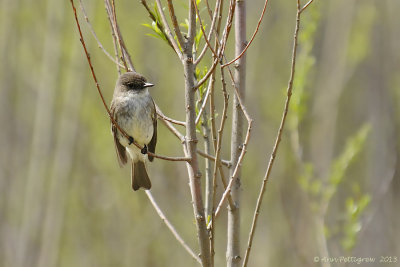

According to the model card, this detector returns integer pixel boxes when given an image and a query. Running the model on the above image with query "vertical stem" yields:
[183,0,211,266]
[227,0,246,266]
[315,216,331,267]
[203,99,213,221]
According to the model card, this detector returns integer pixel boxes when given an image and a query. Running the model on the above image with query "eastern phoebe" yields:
[110,72,157,191]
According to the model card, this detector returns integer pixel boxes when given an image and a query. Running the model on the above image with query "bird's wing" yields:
[111,102,128,167]
[147,100,157,162]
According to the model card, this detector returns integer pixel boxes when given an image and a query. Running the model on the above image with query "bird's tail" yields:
[131,161,151,191]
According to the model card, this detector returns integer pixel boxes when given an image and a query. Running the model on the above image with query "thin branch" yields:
[145,191,201,264]
[78,0,125,69]
[194,57,219,89]
[166,0,186,49]
[222,0,269,68]
[156,102,231,167]
[69,0,190,163]
[212,55,253,224]
[195,80,212,125]
[197,149,230,167]
[154,0,184,60]
[157,111,186,127]
[242,1,303,265]
[218,0,236,57]
[210,65,230,264]
[155,104,186,141]
[110,0,133,71]
[103,0,122,74]
[194,0,222,65]
[300,0,315,14]
[213,120,252,221]
[140,0,174,49]
[194,0,236,89]
[192,0,218,58]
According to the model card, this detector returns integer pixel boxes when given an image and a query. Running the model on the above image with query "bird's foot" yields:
[141,145,148,155]
[128,136,134,145]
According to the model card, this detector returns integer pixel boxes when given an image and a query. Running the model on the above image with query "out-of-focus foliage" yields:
[0,0,399,266]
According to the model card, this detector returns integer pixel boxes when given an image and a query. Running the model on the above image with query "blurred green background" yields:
[1,0,399,266]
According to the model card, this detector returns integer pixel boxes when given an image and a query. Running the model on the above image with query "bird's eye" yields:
[126,82,135,88]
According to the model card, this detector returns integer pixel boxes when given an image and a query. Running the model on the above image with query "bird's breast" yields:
[116,93,154,147]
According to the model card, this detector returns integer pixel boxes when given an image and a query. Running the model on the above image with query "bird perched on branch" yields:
[110,72,157,190]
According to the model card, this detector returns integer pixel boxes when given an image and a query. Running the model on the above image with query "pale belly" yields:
[114,92,154,161]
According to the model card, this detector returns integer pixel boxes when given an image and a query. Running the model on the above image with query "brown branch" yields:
[154,0,183,60]
[103,0,122,74]
[145,191,201,263]
[210,65,230,264]
[69,0,190,163]
[192,0,218,58]
[218,0,236,57]
[212,52,253,225]
[194,57,219,89]
[242,1,304,265]
[110,0,134,71]
[194,0,236,89]
[222,0,270,68]
[157,111,186,127]
[78,0,125,69]
[166,0,185,49]
[194,0,222,65]
[300,0,315,14]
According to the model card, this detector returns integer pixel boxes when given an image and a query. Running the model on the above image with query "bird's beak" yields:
[144,82,155,88]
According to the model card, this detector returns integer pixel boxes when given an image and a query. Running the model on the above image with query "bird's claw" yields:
[128,136,134,145]
[141,145,148,155]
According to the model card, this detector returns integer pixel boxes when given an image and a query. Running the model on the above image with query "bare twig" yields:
[213,119,252,221]
[110,0,134,71]
[197,149,230,167]
[222,0,269,68]
[194,0,236,89]
[242,1,305,265]
[194,57,219,89]
[194,0,222,65]
[210,65,230,264]
[300,0,315,14]
[145,191,201,264]
[166,0,186,49]
[192,0,218,58]
[157,111,186,127]
[195,81,212,125]
[70,0,191,163]
[103,0,122,74]
[78,0,125,69]
[154,0,183,60]
[211,54,253,223]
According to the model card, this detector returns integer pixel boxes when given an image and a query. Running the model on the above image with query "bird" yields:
[110,72,157,191]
